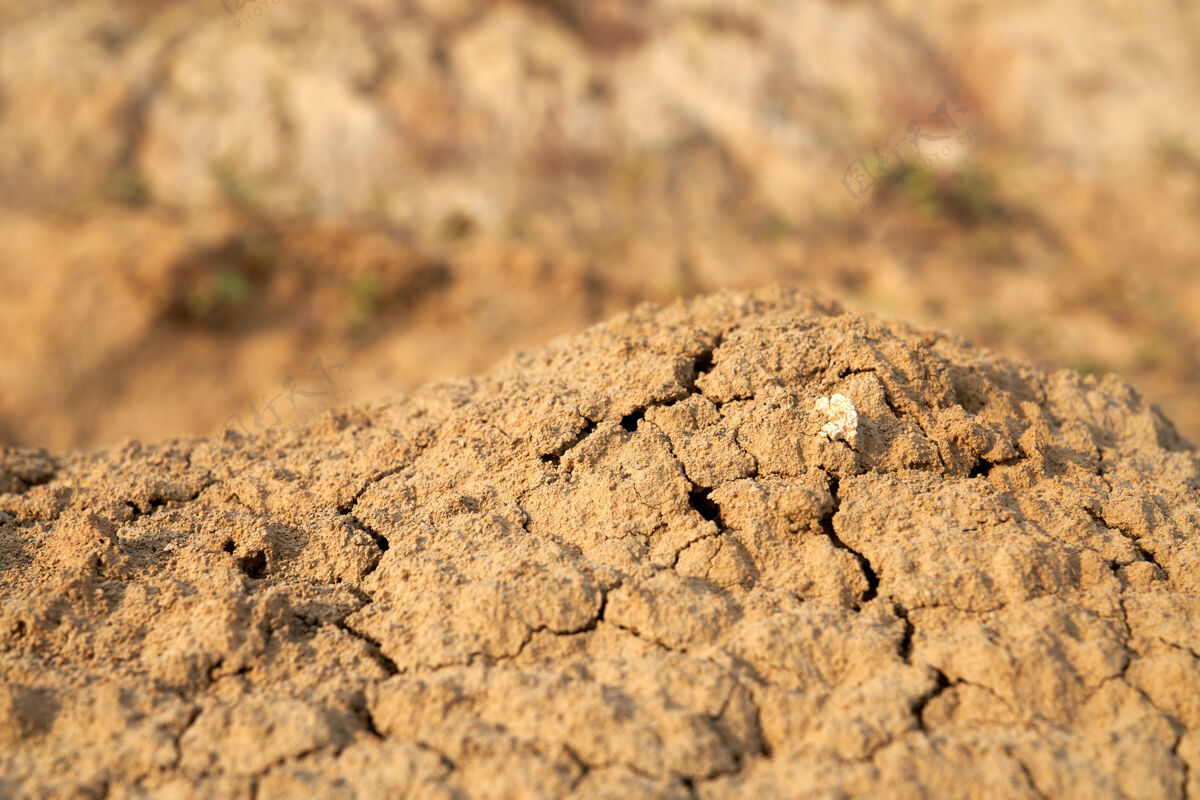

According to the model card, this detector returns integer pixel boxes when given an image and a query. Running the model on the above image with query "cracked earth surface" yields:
[2,288,1199,798]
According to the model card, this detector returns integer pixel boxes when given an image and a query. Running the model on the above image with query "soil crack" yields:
[818,474,879,606]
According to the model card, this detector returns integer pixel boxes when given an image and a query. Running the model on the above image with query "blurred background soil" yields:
[1,0,1198,450]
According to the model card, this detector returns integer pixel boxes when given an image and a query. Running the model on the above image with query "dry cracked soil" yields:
[2,288,1199,799]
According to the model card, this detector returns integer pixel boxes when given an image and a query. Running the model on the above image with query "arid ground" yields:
[3,290,1199,798]
[2,4,1200,798]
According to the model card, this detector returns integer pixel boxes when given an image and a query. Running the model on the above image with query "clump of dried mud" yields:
[2,288,1198,799]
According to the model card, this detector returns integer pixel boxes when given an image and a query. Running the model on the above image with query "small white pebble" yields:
[814,393,859,446]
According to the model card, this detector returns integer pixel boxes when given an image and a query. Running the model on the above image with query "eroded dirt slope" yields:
[2,288,1199,798]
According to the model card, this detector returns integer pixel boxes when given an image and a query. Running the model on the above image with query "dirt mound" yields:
[2,288,1198,798]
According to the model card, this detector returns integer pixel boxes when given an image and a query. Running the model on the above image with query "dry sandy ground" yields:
[2,290,1198,798]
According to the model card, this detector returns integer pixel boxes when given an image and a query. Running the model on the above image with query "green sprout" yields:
[440,211,476,242]
[345,274,382,332]
[1132,335,1168,370]
[185,267,250,317]
[103,168,150,207]
[216,269,250,304]
[1152,134,1197,170]
[1071,357,1111,379]
[877,162,1002,225]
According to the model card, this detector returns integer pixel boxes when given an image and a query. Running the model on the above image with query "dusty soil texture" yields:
[2,289,1199,799]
